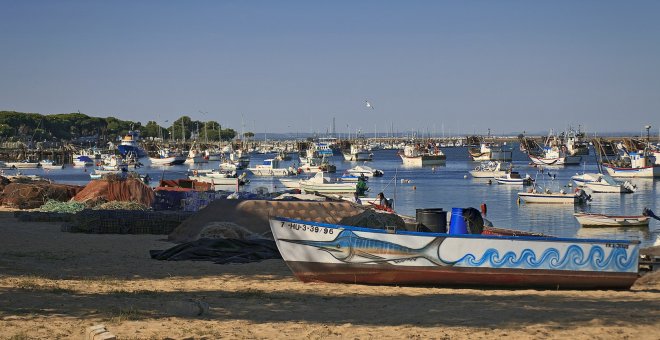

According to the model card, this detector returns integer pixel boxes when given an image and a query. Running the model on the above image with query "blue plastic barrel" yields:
[449,208,468,234]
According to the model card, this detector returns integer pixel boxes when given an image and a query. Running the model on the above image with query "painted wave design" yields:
[455,245,637,272]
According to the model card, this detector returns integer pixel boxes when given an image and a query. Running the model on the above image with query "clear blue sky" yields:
[1,1,659,135]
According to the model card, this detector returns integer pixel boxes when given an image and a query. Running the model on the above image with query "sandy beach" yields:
[1,209,659,340]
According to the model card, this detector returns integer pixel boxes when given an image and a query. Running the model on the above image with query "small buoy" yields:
[567,182,573,187]
[412,186,416,190]
[487,179,492,185]
[463,175,468,179]
[432,167,436,172]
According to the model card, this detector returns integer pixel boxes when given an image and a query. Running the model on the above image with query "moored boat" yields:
[399,145,446,166]
[469,161,509,178]
[574,212,650,227]
[494,171,533,185]
[345,165,384,177]
[269,217,640,289]
[300,172,357,194]
[247,158,296,177]
[583,174,635,193]
[518,188,591,204]
[5,161,41,169]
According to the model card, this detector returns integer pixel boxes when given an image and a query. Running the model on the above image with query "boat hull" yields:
[517,192,579,204]
[149,156,186,166]
[529,155,582,166]
[584,182,632,193]
[574,213,650,227]
[342,152,373,161]
[400,154,446,166]
[270,218,639,289]
[6,162,40,169]
[469,170,506,178]
[300,183,356,194]
[602,164,660,178]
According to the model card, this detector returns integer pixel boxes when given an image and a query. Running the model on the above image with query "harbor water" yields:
[6,144,659,247]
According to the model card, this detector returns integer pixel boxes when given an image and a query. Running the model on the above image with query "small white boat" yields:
[5,161,41,169]
[495,171,533,185]
[571,172,602,186]
[40,160,64,170]
[345,165,384,177]
[248,158,295,177]
[518,188,591,204]
[469,161,509,178]
[339,174,368,182]
[188,172,247,189]
[574,213,650,227]
[300,172,357,194]
[149,149,186,166]
[583,174,635,193]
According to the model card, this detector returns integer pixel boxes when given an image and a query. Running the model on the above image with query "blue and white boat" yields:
[269,217,640,289]
[117,131,147,158]
[494,171,533,185]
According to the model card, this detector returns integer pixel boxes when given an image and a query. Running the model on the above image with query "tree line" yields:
[0,111,237,143]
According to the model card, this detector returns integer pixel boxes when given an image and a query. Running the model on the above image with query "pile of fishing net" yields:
[338,209,406,229]
[0,182,84,209]
[73,177,154,207]
[92,201,150,211]
[39,200,86,214]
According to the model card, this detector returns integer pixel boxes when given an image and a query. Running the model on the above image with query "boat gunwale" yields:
[271,216,640,245]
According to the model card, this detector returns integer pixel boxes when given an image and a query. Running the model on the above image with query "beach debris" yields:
[338,209,406,229]
[164,300,210,317]
[85,324,116,340]
[92,200,149,211]
[196,222,259,240]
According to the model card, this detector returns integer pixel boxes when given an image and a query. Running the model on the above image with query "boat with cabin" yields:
[149,149,186,166]
[494,171,533,185]
[248,158,296,177]
[342,144,373,161]
[117,130,147,158]
[399,145,446,166]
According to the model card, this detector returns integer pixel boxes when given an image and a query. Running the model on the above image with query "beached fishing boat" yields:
[269,217,640,289]
[494,171,533,185]
[399,145,446,166]
[574,213,650,227]
[300,172,357,194]
[518,188,591,204]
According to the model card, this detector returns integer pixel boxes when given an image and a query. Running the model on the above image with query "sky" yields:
[1,1,659,136]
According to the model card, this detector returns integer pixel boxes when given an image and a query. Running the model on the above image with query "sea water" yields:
[9,144,659,247]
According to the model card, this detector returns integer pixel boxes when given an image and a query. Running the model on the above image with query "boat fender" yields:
[517,197,521,205]
[193,170,198,176]
[412,186,416,190]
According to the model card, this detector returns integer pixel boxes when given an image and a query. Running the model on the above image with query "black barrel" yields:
[416,208,447,233]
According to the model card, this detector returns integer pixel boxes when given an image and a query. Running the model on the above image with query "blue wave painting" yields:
[454,245,638,272]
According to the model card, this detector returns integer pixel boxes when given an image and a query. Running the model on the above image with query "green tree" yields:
[170,116,193,141]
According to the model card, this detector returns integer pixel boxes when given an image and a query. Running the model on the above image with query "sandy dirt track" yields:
[0,210,659,339]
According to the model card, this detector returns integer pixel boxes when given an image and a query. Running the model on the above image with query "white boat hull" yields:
[6,162,40,169]
[518,192,580,204]
[603,164,660,178]
[469,170,506,178]
[300,182,356,194]
[149,155,186,166]
[399,154,446,166]
[188,175,239,187]
[278,178,301,189]
[584,182,633,193]
[248,168,293,177]
[529,155,582,166]
[574,213,650,227]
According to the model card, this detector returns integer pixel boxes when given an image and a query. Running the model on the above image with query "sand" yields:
[0,209,659,339]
